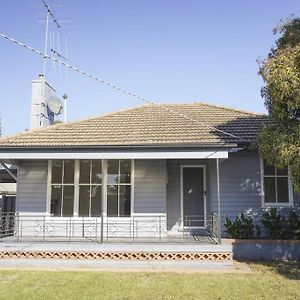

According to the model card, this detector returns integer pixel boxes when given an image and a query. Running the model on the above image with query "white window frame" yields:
[260,158,294,207]
[48,159,76,217]
[106,159,134,218]
[78,159,103,217]
[47,159,135,217]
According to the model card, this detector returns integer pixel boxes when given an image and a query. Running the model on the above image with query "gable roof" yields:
[0,103,269,149]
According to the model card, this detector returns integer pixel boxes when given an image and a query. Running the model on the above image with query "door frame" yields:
[180,165,207,228]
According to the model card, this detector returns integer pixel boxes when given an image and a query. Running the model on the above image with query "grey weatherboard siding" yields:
[16,160,48,213]
[134,159,167,214]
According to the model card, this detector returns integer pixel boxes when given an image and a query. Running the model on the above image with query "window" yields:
[262,160,293,206]
[79,160,102,217]
[50,160,75,216]
[107,160,132,217]
[48,159,133,217]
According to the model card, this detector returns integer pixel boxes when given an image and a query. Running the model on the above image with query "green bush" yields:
[286,211,300,239]
[225,209,300,239]
[262,208,300,239]
[224,213,260,239]
[262,208,287,239]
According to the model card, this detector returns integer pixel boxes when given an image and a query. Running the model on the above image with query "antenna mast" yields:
[41,0,60,77]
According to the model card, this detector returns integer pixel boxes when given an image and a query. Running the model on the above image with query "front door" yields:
[181,166,206,227]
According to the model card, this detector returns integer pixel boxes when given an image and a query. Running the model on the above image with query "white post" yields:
[216,158,222,244]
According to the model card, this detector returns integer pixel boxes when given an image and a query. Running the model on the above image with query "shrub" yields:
[286,211,300,239]
[224,213,260,239]
[262,208,287,239]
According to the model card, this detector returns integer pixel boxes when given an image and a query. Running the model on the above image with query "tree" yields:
[258,17,300,192]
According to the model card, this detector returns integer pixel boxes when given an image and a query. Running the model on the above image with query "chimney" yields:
[30,75,55,129]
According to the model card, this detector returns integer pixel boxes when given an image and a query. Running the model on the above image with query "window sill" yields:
[262,203,294,208]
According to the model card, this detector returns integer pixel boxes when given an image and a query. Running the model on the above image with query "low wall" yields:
[227,239,300,261]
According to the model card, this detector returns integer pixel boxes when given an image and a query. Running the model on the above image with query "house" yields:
[0,102,298,243]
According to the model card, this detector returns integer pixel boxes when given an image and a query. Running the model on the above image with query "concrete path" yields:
[0,259,250,273]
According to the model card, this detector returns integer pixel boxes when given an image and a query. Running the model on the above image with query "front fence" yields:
[0,213,221,244]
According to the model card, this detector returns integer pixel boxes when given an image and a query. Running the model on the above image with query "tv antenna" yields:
[41,0,61,77]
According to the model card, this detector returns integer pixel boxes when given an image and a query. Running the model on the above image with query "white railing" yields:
[0,213,221,244]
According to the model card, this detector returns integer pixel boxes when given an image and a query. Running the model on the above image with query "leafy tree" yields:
[258,17,300,192]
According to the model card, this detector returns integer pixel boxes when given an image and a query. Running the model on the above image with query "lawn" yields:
[0,262,299,300]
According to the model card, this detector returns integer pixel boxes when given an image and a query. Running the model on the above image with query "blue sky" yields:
[0,0,299,136]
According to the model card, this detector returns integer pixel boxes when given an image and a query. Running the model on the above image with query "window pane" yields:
[264,162,275,176]
[64,160,74,184]
[264,177,276,203]
[120,160,131,184]
[79,186,90,217]
[119,185,131,216]
[277,177,289,203]
[62,186,74,216]
[91,160,102,184]
[51,185,62,216]
[51,160,62,184]
[107,185,118,216]
[79,160,90,184]
[277,167,288,176]
[91,185,101,217]
[107,160,119,184]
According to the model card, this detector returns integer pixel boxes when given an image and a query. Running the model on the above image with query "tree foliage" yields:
[258,18,300,192]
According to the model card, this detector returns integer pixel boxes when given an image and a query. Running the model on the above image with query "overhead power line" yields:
[0,31,247,142]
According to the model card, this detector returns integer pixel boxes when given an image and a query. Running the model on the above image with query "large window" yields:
[79,160,102,217]
[49,159,133,217]
[50,160,75,216]
[107,160,132,217]
[262,161,293,206]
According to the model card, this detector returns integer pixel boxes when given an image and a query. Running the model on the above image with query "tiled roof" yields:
[0,103,269,148]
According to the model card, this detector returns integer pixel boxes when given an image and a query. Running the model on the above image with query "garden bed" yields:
[226,239,300,261]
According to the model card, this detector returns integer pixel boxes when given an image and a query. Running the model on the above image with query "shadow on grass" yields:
[247,261,300,280]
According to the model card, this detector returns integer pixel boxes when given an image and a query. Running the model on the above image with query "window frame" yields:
[49,159,75,217]
[106,159,134,218]
[47,159,135,218]
[260,158,294,207]
[78,159,103,217]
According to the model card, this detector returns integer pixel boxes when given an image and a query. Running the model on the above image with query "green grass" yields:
[0,262,299,300]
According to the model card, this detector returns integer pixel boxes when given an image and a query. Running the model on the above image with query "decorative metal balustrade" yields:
[0,213,221,244]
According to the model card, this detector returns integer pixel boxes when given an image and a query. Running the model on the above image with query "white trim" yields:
[131,159,135,216]
[102,160,107,217]
[73,159,80,217]
[46,160,52,215]
[0,150,228,160]
[180,164,207,229]
[132,213,166,217]
[260,158,294,207]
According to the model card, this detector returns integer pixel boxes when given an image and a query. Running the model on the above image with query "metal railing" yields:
[0,212,221,244]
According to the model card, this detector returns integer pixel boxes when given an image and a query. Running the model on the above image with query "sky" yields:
[0,0,299,136]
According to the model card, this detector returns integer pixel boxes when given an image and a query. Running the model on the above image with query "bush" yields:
[224,213,260,239]
[262,208,287,239]
[225,209,300,240]
[262,208,300,239]
[286,211,300,239]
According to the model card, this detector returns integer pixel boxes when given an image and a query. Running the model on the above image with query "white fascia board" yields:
[0,150,228,159]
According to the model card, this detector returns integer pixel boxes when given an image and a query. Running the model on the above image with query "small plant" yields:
[262,208,287,239]
[286,211,300,240]
[224,213,259,239]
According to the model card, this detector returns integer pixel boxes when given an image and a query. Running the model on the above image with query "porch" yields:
[0,213,220,244]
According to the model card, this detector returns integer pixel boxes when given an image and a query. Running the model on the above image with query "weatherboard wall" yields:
[16,160,48,213]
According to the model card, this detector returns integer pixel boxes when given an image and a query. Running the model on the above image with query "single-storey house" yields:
[0,102,298,243]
